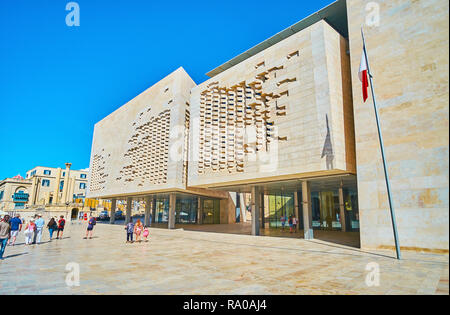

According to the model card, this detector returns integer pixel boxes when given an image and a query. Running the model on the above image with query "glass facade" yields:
[311,191,340,230]
[151,196,220,225]
[343,188,360,232]
[264,179,359,233]
[175,197,198,224]
[267,193,294,228]
[154,198,169,223]
[202,199,220,224]
[311,188,360,232]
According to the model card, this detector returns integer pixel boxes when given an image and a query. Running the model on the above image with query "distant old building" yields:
[0,163,89,213]
[0,175,32,211]
[26,163,88,206]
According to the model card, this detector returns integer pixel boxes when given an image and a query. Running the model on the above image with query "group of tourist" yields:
[125,218,150,243]
[1,212,151,260]
[280,215,298,233]
[0,213,66,260]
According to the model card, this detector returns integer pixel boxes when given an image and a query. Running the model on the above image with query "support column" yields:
[302,181,314,240]
[339,184,346,232]
[168,193,176,229]
[240,193,247,222]
[61,163,72,204]
[144,196,152,227]
[68,177,75,203]
[251,186,260,236]
[35,178,42,205]
[45,192,51,205]
[125,197,132,224]
[294,190,300,232]
[53,168,62,204]
[151,198,156,224]
[197,197,203,224]
[110,198,116,224]
[260,192,265,229]
[29,177,38,206]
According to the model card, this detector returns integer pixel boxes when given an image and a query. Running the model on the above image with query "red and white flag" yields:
[359,48,369,102]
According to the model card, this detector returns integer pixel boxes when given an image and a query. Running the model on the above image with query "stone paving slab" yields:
[0,222,448,295]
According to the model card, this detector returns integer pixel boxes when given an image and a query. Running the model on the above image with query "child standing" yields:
[125,219,134,243]
[143,226,149,242]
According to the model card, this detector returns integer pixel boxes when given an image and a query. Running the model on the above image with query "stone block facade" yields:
[347,0,449,251]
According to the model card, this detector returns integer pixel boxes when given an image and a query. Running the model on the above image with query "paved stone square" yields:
[0,222,448,295]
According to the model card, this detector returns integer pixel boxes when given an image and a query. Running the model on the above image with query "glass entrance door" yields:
[267,193,294,229]
[311,191,341,231]
[175,197,198,224]
[202,199,220,224]
[155,198,169,223]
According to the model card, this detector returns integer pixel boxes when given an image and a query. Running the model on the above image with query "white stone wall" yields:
[188,20,355,188]
[87,67,196,199]
[347,0,449,251]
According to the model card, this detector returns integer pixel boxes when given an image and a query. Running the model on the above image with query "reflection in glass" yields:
[202,199,220,224]
[176,197,198,224]
[267,193,294,229]
[155,198,169,223]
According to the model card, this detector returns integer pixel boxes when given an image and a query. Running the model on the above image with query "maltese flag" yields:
[359,49,369,102]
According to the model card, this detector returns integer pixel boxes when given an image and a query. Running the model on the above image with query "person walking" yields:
[24,219,36,245]
[125,219,134,243]
[0,215,11,260]
[84,216,96,239]
[56,215,66,240]
[47,218,58,241]
[34,214,45,244]
[8,214,22,246]
[134,219,143,243]
[292,216,297,233]
[281,215,286,230]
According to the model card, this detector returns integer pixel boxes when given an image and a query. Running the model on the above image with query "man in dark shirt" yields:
[8,214,22,246]
[84,216,96,239]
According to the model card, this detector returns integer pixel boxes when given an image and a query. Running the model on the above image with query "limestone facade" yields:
[85,0,448,252]
[188,20,355,188]
[347,0,449,252]
[87,67,196,199]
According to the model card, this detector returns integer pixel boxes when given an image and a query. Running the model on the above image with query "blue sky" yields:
[0,0,333,179]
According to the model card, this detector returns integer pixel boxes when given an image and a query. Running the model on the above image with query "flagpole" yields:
[361,28,402,260]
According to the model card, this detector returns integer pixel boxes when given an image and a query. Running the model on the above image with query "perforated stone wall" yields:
[118,108,171,186]
[198,59,296,174]
[188,20,355,188]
